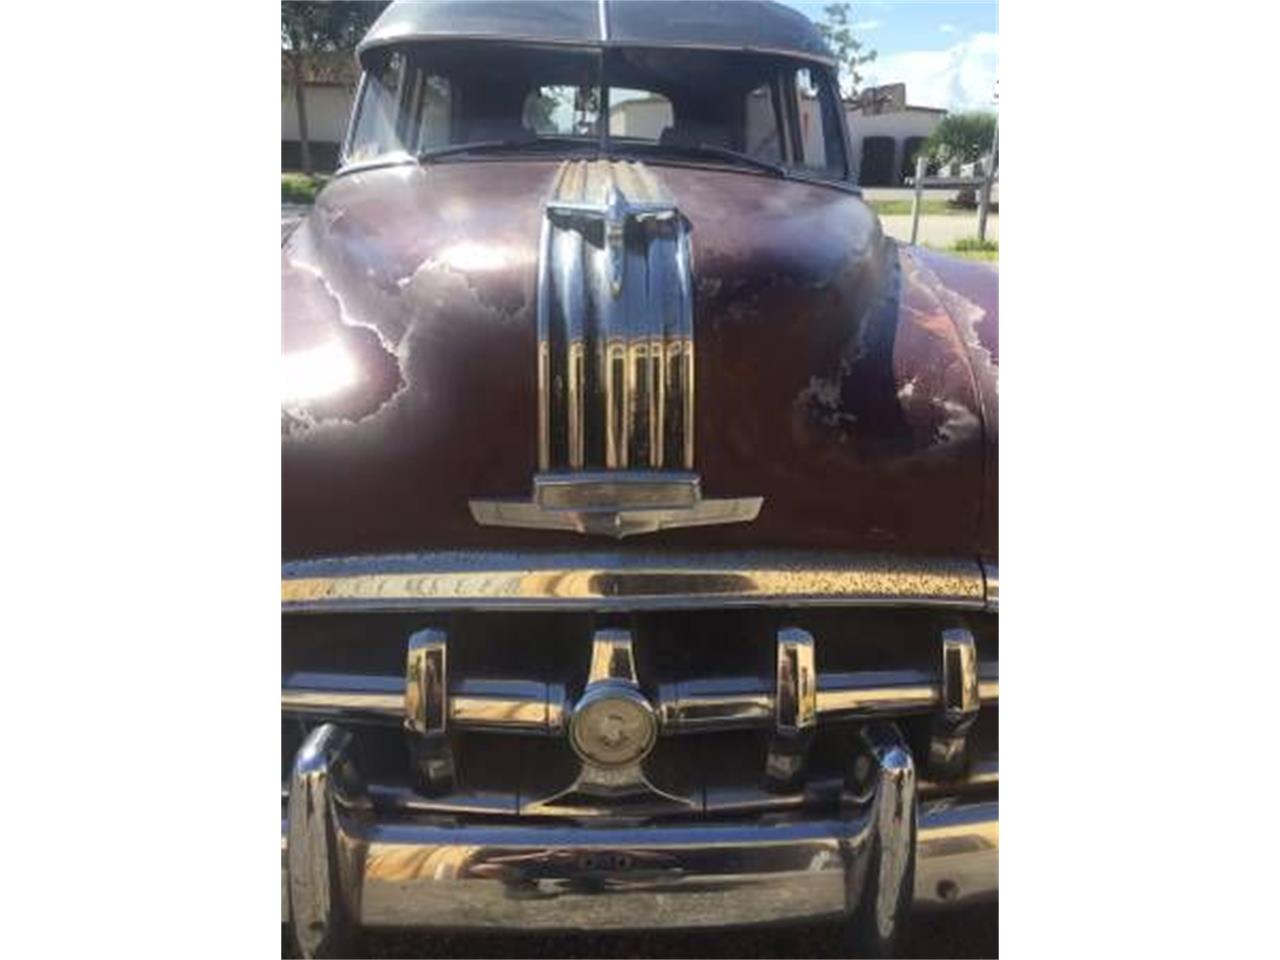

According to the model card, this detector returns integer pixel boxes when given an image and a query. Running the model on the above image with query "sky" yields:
[780,1,998,112]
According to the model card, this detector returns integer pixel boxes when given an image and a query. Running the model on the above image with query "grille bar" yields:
[282,666,998,731]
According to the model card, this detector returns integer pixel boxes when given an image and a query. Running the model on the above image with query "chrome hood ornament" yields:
[469,159,763,538]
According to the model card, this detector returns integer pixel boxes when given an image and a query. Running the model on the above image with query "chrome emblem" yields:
[469,159,763,538]
[598,711,633,749]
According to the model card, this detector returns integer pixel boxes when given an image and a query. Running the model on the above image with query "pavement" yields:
[862,185,1000,206]
[879,212,998,247]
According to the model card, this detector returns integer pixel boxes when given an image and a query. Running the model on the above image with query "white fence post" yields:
[910,155,926,245]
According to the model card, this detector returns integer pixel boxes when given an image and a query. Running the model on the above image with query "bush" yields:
[282,172,325,204]
[953,237,998,252]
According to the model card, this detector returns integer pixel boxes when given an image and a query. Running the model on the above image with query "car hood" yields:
[282,158,996,559]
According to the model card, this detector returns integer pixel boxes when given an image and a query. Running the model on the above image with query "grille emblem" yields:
[469,160,763,538]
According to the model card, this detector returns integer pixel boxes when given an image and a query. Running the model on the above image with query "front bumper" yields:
[282,722,997,953]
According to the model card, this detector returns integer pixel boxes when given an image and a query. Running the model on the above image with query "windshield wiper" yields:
[418,136,592,163]
[623,141,789,179]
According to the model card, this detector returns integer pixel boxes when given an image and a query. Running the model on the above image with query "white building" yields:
[845,83,947,186]
[282,52,359,172]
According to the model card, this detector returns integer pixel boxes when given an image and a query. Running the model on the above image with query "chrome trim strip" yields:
[282,672,403,718]
[983,561,999,611]
[283,664,999,731]
[449,679,568,734]
[776,628,817,732]
[404,629,447,736]
[929,626,980,777]
[657,676,774,731]
[281,551,987,612]
[768,627,818,787]
[282,688,403,719]
[535,209,554,471]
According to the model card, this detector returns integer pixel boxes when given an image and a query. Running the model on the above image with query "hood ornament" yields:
[469,159,762,538]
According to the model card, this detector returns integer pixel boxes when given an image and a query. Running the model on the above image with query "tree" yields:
[281,2,389,174]
[923,111,997,166]
[817,3,878,98]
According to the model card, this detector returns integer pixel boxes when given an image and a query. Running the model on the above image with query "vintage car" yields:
[281,1,998,955]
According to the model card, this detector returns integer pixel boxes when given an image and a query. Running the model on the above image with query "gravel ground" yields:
[283,906,996,958]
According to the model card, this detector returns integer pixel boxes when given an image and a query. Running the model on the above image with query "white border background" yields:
[1,0,1277,956]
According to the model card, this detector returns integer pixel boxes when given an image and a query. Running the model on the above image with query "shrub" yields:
[282,172,324,204]
[953,236,998,252]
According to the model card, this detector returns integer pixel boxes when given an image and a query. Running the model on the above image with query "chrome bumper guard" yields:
[284,720,996,955]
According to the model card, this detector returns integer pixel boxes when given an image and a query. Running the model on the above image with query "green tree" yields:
[817,3,878,98]
[923,111,998,166]
[282,1,390,174]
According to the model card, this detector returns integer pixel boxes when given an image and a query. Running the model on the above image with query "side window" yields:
[743,82,782,162]
[608,89,673,141]
[403,73,452,152]
[347,52,451,161]
[793,67,847,178]
[348,52,406,161]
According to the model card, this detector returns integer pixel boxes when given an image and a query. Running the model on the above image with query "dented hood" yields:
[282,159,996,558]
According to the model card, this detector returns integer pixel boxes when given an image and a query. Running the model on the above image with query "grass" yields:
[867,198,994,216]
[921,237,999,262]
[947,236,999,261]
[282,172,326,204]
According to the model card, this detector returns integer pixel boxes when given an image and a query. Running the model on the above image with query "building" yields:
[845,83,947,187]
[282,51,359,172]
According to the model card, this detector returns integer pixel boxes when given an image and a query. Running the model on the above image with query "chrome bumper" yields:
[282,722,997,954]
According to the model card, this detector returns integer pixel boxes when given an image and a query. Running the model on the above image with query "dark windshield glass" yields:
[346,42,846,180]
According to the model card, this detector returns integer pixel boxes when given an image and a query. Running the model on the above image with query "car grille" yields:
[282,606,998,820]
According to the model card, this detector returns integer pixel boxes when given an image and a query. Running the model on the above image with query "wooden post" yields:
[910,154,926,245]
[977,119,998,243]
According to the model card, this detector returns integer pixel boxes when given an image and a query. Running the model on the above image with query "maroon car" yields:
[281,2,998,956]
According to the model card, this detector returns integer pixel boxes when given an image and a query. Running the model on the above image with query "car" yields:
[280,1,999,956]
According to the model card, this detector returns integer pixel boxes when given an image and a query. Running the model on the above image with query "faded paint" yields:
[282,157,998,560]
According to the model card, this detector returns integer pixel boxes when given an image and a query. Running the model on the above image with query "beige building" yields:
[845,84,947,186]
[282,52,359,171]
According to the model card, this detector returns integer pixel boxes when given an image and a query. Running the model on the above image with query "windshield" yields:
[345,42,848,180]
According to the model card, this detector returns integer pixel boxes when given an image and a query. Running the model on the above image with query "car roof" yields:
[358,0,835,66]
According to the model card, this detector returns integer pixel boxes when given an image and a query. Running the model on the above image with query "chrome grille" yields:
[282,607,998,819]
[537,159,694,472]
